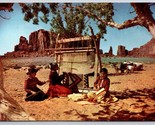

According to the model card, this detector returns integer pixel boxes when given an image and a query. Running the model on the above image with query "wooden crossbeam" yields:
[54,49,95,54]
[57,36,92,44]
[45,47,95,51]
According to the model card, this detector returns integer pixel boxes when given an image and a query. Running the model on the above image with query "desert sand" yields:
[1,57,155,121]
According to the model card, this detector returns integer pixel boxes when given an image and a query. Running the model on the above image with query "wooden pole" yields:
[89,26,102,84]
[55,33,60,74]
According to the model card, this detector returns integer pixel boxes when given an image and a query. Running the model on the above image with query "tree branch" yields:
[0,15,10,20]
[69,5,140,30]
[107,17,140,29]
[0,3,13,11]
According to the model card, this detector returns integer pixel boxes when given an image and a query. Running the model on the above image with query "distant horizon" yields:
[0,28,154,56]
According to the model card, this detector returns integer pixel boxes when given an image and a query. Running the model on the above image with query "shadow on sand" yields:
[64,88,155,121]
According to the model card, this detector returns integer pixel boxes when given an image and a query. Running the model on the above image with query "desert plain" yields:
[1,56,155,121]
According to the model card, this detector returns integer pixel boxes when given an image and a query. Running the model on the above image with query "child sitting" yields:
[24,65,47,101]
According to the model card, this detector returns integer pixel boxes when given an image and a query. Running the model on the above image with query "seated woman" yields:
[46,63,72,98]
[94,68,110,99]
[46,63,82,98]
[24,65,47,101]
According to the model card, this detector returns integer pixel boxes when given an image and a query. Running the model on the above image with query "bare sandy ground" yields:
[1,57,155,121]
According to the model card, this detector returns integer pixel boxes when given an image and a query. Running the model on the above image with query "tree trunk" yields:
[0,59,35,120]
[148,24,155,38]
[131,3,155,39]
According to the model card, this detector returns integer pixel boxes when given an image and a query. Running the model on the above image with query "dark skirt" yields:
[25,91,47,101]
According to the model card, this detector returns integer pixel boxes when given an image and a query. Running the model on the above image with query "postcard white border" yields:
[0,1,154,125]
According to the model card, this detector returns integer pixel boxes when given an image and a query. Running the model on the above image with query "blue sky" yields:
[0,3,155,55]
